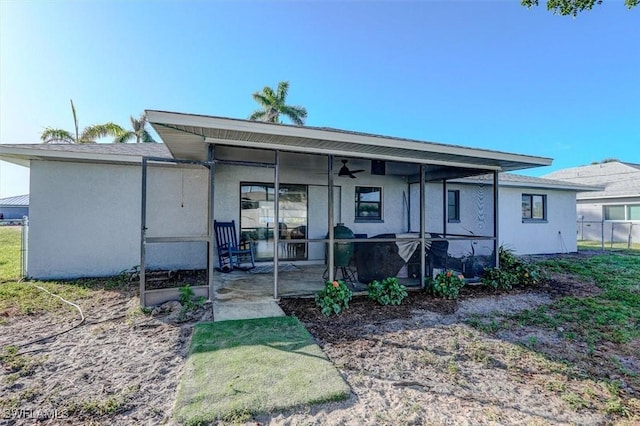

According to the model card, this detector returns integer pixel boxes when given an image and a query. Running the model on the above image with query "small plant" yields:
[179,285,205,313]
[368,277,408,306]
[481,246,544,290]
[481,267,518,291]
[428,270,466,299]
[315,280,352,316]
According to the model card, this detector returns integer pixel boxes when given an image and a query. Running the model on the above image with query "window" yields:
[355,186,382,221]
[447,190,460,222]
[522,194,546,221]
[240,183,308,260]
[603,204,640,221]
[604,205,625,221]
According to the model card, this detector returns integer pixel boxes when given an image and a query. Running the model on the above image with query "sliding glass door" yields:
[240,183,308,261]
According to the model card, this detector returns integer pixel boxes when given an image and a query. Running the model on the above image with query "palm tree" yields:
[249,81,308,125]
[113,113,157,143]
[41,99,125,144]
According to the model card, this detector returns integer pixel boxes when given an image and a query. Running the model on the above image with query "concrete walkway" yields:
[212,299,285,322]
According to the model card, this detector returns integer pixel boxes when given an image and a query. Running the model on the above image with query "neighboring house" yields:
[0,194,29,221]
[0,111,589,301]
[544,161,640,244]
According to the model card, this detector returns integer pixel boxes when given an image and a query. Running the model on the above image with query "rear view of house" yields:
[0,111,592,304]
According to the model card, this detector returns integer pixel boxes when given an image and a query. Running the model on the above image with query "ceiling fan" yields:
[338,160,365,179]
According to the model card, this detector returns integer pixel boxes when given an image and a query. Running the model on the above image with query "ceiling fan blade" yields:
[351,169,365,174]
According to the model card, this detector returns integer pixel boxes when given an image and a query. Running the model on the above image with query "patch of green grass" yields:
[173,316,350,424]
[66,385,138,417]
[512,253,640,346]
[578,240,640,252]
[0,281,92,316]
[0,346,44,383]
[0,227,22,281]
[465,314,502,334]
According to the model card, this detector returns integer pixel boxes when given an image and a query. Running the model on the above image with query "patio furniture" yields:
[425,236,449,278]
[214,220,255,272]
[356,233,449,283]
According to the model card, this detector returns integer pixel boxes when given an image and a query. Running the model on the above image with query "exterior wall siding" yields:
[28,160,208,279]
[576,197,640,243]
[499,186,577,254]
[26,158,580,279]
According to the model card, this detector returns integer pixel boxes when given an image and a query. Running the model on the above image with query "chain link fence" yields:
[0,216,28,278]
[577,219,638,250]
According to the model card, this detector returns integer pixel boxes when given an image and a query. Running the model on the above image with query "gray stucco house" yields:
[0,111,595,304]
[544,161,640,244]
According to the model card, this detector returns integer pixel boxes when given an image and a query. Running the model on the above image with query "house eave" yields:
[146,110,552,172]
[0,145,164,166]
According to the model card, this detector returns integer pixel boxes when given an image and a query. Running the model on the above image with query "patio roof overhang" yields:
[146,110,552,173]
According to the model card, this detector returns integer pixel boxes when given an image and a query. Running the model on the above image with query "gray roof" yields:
[454,172,600,192]
[0,143,170,157]
[0,194,29,206]
[147,110,552,173]
[544,162,640,199]
[0,143,172,167]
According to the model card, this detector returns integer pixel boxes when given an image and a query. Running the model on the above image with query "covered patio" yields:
[138,111,551,307]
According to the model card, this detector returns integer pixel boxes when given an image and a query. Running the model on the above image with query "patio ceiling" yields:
[146,110,552,173]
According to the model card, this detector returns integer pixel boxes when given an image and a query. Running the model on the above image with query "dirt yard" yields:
[277,283,639,425]
[1,262,638,425]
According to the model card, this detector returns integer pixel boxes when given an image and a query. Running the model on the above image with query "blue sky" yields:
[1,0,638,197]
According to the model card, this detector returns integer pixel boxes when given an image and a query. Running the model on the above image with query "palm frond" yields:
[281,105,308,125]
[140,129,156,143]
[41,127,75,144]
[80,122,126,143]
[251,92,272,108]
[249,110,267,121]
[113,131,134,144]
[276,81,289,102]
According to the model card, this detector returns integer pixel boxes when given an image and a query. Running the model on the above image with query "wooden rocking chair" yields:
[214,220,255,272]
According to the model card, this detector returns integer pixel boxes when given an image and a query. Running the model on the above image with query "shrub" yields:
[481,246,544,290]
[179,284,205,312]
[315,280,353,316]
[428,270,466,299]
[481,267,518,291]
[368,277,408,306]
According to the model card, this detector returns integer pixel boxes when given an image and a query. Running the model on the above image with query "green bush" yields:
[481,267,518,290]
[368,277,408,306]
[179,284,205,312]
[427,270,466,299]
[315,280,353,316]
[481,246,544,290]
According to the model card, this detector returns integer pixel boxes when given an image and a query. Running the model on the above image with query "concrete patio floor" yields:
[211,263,421,321]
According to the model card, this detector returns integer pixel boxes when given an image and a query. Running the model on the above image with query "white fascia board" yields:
[452,177,601,192]
[146,110,552,167]
[0,155,30,167]
[578,193,640,201]
[498,181,602,192]
[0,146,146,165]
[204,137,502,171]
